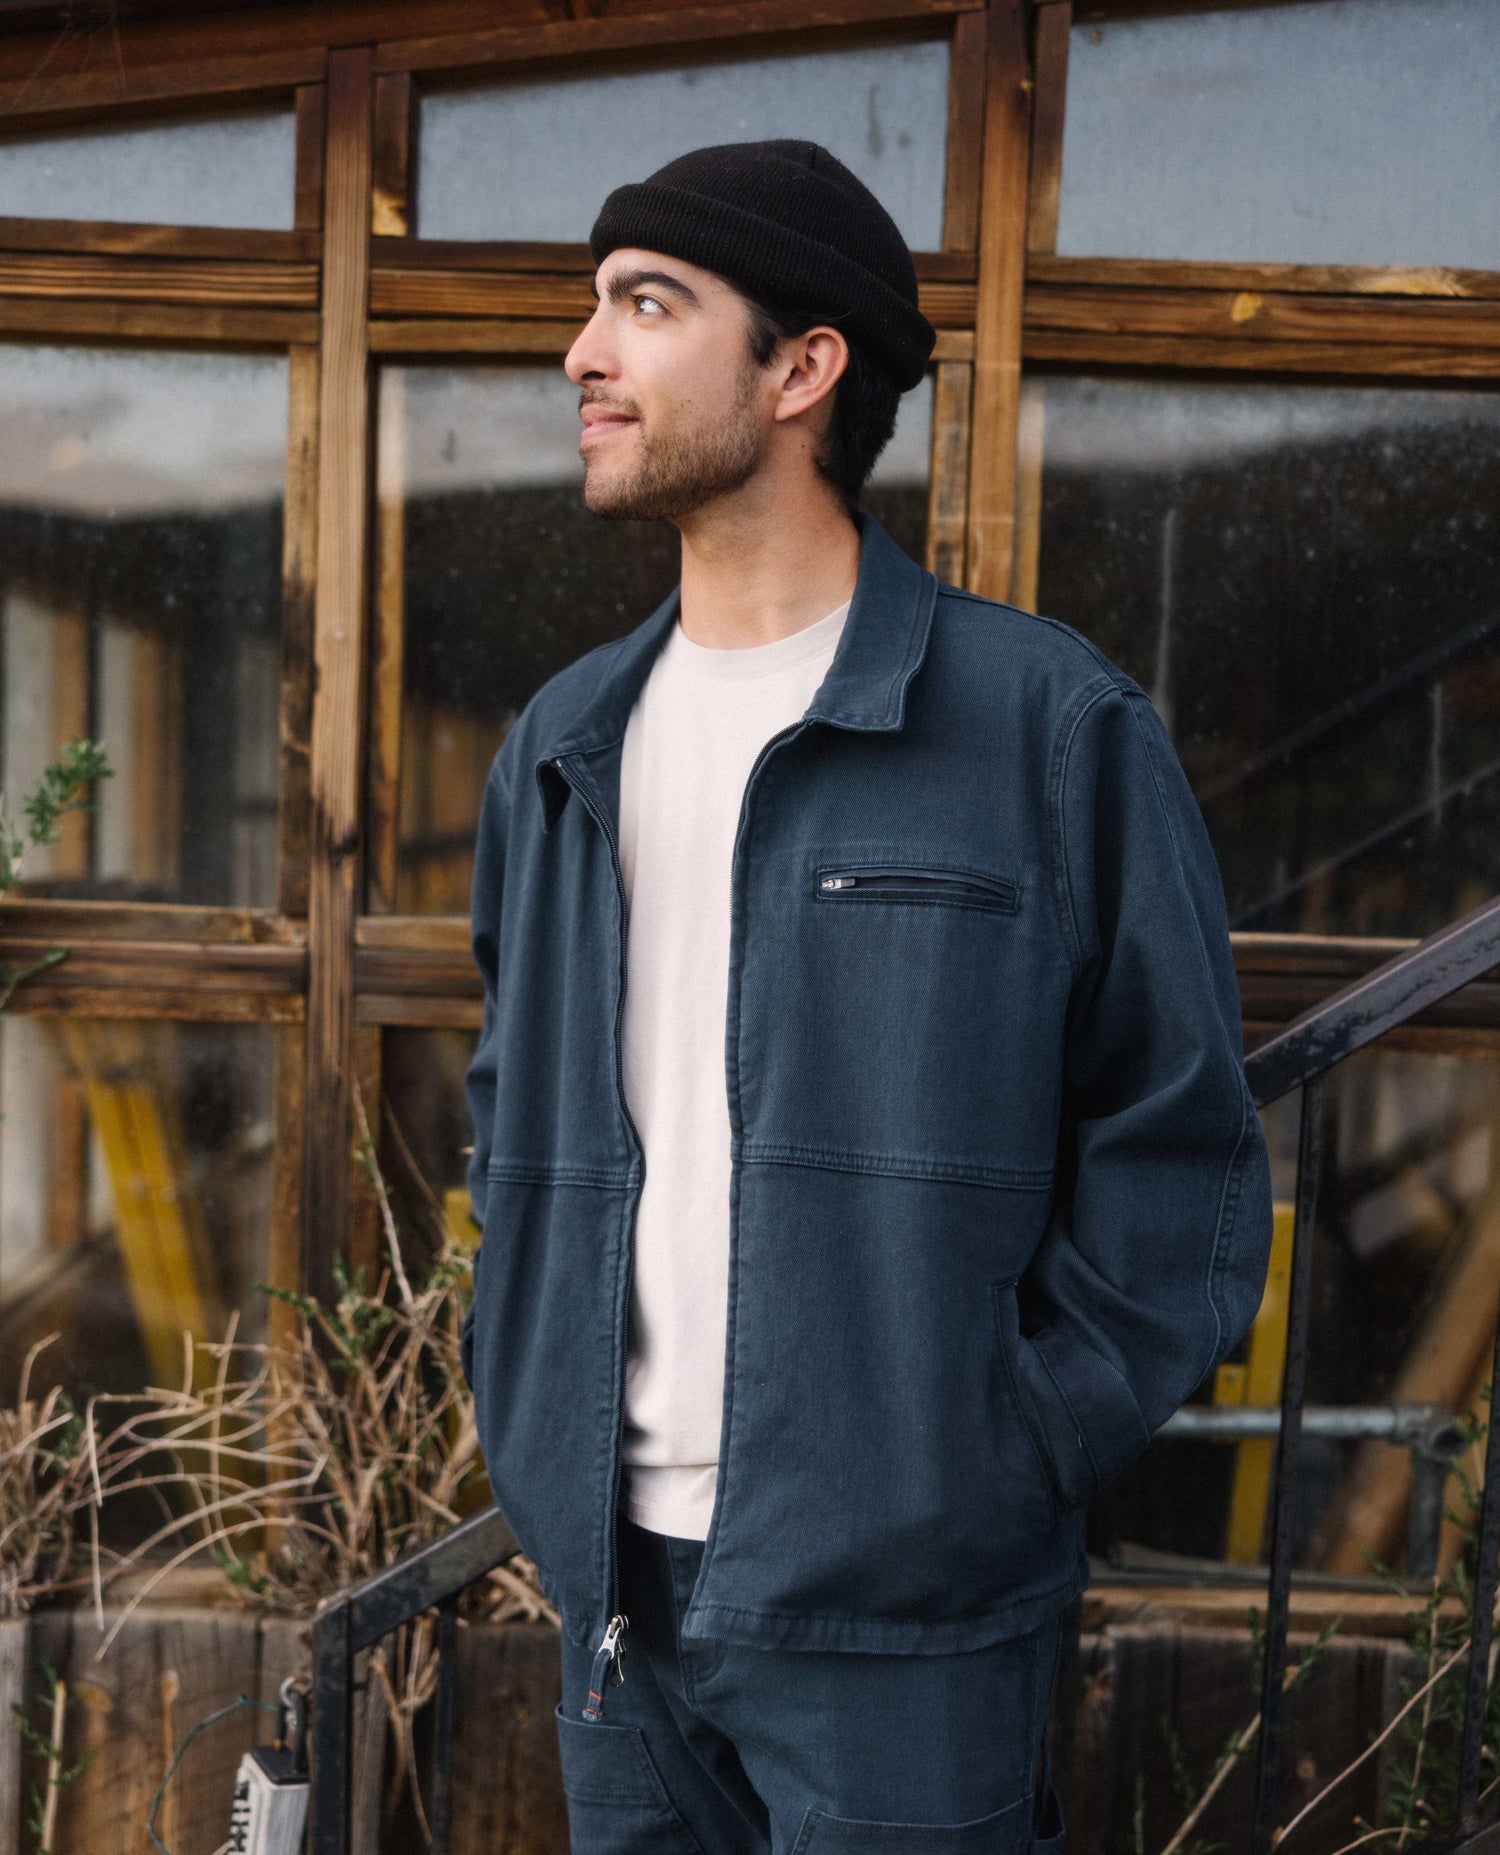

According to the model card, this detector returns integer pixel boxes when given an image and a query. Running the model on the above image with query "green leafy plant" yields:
[0,737,111,1012]
[12,1654,99,1855]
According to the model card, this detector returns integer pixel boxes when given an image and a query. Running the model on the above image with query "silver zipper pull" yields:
[582,1612,630,1721]
[820,876,856,890]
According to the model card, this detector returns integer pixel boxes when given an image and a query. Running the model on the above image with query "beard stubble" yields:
[580,363,766,523]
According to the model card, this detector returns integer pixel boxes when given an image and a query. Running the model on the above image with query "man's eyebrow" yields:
[590,267,702,309]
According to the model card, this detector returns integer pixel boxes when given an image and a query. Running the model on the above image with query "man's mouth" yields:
[581,410,637,444]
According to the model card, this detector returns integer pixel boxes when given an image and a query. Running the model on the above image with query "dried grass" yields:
[0,1098,554,1846]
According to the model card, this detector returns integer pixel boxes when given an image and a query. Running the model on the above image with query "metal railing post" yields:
[1458,1295,1500,1830]
[1252,1075,1323,1855]
[431,1592,460,1855]
[309,1594,353,1854]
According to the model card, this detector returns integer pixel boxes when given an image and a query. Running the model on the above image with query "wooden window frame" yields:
[0,0,1496,1326]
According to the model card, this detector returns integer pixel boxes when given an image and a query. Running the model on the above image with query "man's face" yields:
[563,247,771,522]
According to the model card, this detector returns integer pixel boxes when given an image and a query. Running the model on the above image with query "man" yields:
[461,140,1274,1853]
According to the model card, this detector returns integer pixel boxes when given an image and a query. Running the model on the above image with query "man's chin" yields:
[580,472,681,523]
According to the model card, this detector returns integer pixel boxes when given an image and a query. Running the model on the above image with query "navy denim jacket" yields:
[460,508,1274,1662]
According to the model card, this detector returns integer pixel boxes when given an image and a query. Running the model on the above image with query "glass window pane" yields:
[0,1015,274,1389]
[376,360,932,914]
[0,344,288,908]
[1109,1046,1500,1582]
[415,35,951,248]
[381,1024,484,1270]
[1058,0,1500,268]
[0,104,296,231]
[1030,370,1500,938]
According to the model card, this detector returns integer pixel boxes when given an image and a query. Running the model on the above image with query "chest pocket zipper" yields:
[814,864,1019,915]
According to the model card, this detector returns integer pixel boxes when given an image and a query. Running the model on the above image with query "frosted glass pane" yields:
[1030,370,1500,939]
[0,345,288,908]
[0,104,295,229]
[376,361,932,912]
[1058,0,1500,268]
[0,1017,275,1436]
[416,37,950,248]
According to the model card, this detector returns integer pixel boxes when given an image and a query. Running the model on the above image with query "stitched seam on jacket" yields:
[1121,686,1253,1377]
[485,1160,639,1187]
[1049,674,1121,986]
[737,1141,1054,1190]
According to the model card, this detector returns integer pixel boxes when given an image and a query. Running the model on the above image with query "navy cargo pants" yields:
[554,1510,1069,1853]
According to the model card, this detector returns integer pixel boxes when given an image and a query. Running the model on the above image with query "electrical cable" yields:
[147,1693,280,1854]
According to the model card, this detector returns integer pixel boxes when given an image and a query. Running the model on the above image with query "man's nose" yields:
[565,308,612,385]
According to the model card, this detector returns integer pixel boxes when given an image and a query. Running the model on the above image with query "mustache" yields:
[579,395,641,419]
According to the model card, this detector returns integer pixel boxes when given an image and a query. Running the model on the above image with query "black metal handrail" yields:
[1242,886,1500,1853]
[308,1505,519,1853]
[303,890,1500,1854]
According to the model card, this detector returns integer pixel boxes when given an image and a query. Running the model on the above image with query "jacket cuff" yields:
[1014,1323,1153,1509]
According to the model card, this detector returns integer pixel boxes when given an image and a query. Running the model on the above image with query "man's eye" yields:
[634,294,665,316]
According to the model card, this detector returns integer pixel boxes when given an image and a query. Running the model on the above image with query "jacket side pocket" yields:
[991,1279,1062,1530]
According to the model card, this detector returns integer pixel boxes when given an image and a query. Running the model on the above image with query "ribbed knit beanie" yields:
[588,139,936,392]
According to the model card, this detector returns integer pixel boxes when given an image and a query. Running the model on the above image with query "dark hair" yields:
[734,285,905,519]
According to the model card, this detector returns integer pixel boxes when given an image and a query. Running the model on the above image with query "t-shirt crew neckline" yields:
[663,597,852,679]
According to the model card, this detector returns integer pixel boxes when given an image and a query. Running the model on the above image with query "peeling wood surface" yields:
[1028,253,1500,301]
[0,218,318,260]
[302,44,374,1306]
[0,298,317,342]
[963,0,1032,601]
[294,81,328,233]
[940,6,985,254]
[370,69,411,239]
[377,0,979,79]
[278,342,321,919]
[368,263,976,326]
[1024,0,1069,256]
[926,358,972,584]
[0,250,317,305]
[1025,279,1500,350]
[0,901,304,942]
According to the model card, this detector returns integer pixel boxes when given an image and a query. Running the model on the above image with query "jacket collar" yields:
[533,509,938,830]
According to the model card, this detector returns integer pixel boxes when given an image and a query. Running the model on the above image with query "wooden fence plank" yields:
[450,1619,569,1855]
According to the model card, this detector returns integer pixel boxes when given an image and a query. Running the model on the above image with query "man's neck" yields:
[674,480,861,651]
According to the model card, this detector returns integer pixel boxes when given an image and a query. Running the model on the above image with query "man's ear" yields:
[771,327,849,426]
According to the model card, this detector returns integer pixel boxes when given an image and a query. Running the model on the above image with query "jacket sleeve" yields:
[1014,674,1275,1510]
[459,742,514,1393]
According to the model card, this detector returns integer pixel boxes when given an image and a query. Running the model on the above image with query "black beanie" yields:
[588,139,936,392]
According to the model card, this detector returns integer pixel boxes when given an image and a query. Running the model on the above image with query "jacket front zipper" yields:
[814,864,1018,913]
[558,711,819,1695]
[582,1610,629,1721]
[552,752,643,1719]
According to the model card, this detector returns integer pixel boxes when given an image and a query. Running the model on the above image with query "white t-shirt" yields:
[615,596,851,1539]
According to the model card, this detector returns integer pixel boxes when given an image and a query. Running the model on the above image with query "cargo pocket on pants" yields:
[790,1791,1033,1853]
[553,1703,705,1855]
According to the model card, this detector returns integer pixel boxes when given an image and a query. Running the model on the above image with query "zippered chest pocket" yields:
[813,861,1019,916]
